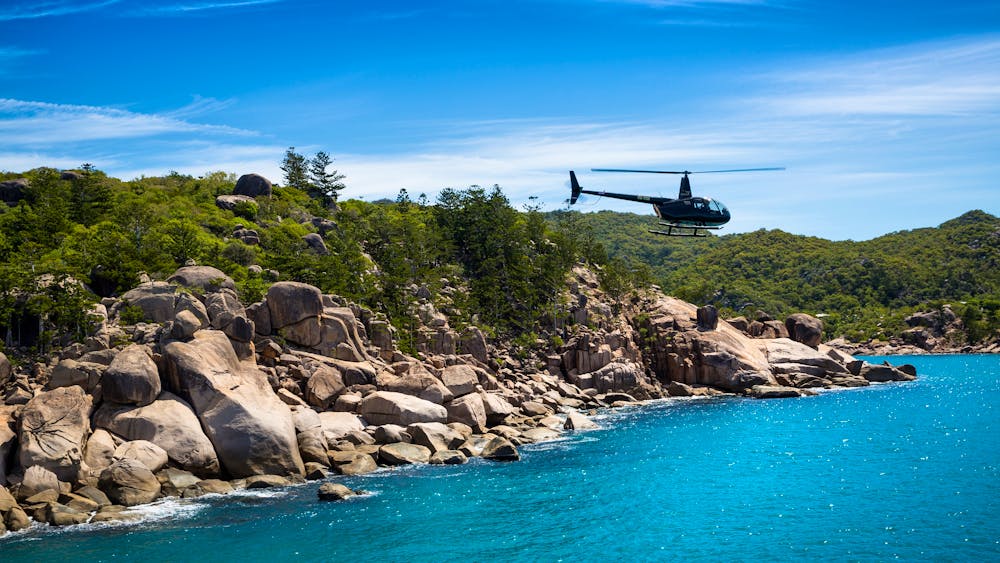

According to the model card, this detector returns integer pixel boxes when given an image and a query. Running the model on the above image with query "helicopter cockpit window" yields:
[693,200,707,210]
[709,199,728,213]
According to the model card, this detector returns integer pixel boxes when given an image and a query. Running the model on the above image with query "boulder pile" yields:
[0,260,916,533]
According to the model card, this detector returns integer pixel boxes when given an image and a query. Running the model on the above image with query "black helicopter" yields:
[568,167,784,237]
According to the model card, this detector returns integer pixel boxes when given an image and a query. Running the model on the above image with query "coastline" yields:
[0,267,921,537]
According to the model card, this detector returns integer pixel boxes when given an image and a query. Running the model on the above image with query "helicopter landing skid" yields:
[649,223,721,237]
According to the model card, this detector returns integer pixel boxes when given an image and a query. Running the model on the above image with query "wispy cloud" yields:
[0,0,121,21]
[755,37,1000,116]
[0,98,257,145]
[137,0,284,15]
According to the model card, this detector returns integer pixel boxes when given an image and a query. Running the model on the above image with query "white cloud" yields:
[755,37,1000,116]
[0,98,257,145]
[0,0,121,21]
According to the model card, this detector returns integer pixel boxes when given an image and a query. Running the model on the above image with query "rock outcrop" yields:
[163,331,303,478]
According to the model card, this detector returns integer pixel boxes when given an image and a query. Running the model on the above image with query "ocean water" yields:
[2,355,998,562]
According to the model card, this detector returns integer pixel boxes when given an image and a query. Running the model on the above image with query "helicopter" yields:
[568,167,784,237]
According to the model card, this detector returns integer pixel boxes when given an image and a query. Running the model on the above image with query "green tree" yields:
[280,147,311,192]
[308,151,346,203]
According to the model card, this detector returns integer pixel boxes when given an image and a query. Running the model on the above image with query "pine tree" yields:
[280,147,310,191]
[308,151,346,203]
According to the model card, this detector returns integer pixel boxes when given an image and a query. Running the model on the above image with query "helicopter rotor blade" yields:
[591,168,688,174]
[689,167,786,174]
[592,167,785,175]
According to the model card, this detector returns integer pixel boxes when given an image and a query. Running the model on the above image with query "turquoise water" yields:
[2,355,998,561]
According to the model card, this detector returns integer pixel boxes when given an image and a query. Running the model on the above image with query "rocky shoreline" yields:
[0,266,918,535]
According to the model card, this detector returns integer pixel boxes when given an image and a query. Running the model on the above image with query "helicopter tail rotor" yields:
[569,170,582,204]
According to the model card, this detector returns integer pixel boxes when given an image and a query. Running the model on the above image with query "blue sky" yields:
[2,0,998,240]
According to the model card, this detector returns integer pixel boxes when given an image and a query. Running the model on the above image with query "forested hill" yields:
[0,163,996,354]
[555,209,1000,342]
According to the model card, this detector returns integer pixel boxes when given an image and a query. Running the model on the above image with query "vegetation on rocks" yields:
[556,209,1000,346]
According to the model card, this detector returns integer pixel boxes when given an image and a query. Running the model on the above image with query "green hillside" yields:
[560,209,1000,342]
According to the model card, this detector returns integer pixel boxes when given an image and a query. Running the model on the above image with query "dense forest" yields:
[561,209,1000,342]
[0,164,644,356]
[0,163,997,356]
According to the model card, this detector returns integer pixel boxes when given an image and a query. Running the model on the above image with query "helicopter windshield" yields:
[708,199,728,214]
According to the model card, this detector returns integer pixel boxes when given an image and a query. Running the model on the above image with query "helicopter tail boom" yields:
[569,170,582,204]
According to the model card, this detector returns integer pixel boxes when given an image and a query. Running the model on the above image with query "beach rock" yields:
[317,482,357,501]
[102,344,160,406]
[379,442,431,465]
[45,502,89,526]
[785,314,824,349]
[114,440,169,473]
[748,385,814,399]
[181,479,234,498]
[234,173,272,197]
[440,364,479,397]
[407,422,465,453]
[373,424,410,444]
[245,474,290,489]
[155,468,202,497]
[99,458,161,506]
[163,330,304,478]
[481,392,515,426]
[458,435,494,458]
[297,428,330,467]
[305,367,345,410]
[764,338,849,377]
[522,427,561,443]
[267,282,323,330]
[18,386,92,482]
[167,266,236,294]
[359,391,448,426]
[429,450,467,465]
[18,465,61,501]
[303,462,328,480]
[445,393,487,433]
[331,452,378,475]
[481,436,520,462]
[317,411,365,443]
[93,392,221,477]
[73,485,111,508]
[0,405,16,484]
[860,362,916,382]
[564,411,599,431]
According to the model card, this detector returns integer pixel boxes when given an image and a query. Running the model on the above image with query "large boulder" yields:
[99,458,161,506]
[317,411,365,443]
[406,422,465,453]
[0,178,28,206]
[233,173,272,198]
[121,281,177,323]
[215,194,256,212]
[114,440,169,473]
[0,405,18,484]
[440,365,479,398]
[359,391,448,426]
[93,392,220,477]
[18,386,93,482]
[785,313,824,349]
[763,339,850,378]
[445,394,487,433]
[305,367,345,410]
[102,344,161,406]
[167,266,236,294]
[266,282,324,330]
[163,330,304,478]
[378,442,431,465]
[83,428,118,477]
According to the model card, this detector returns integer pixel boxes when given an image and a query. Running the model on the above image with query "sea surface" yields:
[2,354,998,562]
